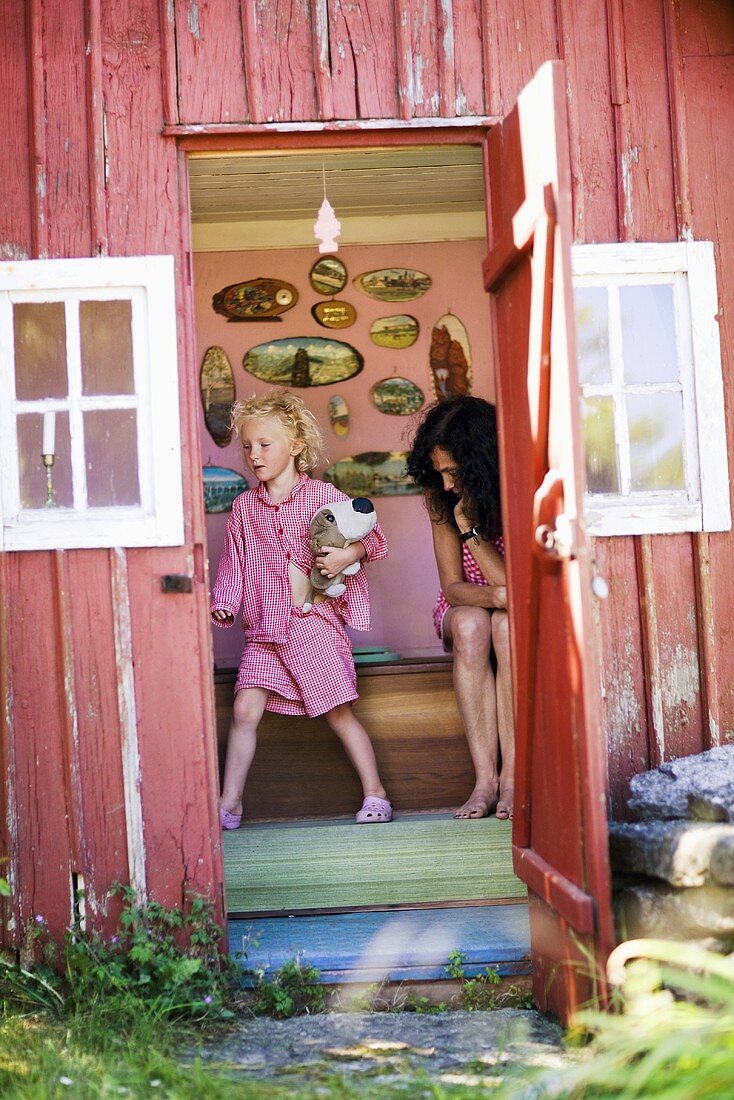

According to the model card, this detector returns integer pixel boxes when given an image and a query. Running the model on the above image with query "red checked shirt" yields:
[211,473,388,644]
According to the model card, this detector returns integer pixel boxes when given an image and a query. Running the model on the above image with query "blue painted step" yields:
[229,903,530,984]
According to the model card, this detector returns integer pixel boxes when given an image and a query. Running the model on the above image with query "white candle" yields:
[42,410,56,455]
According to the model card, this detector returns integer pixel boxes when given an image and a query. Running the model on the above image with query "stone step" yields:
[609,819,734,887]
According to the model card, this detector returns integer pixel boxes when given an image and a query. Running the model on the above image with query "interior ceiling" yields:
[188,145,486,227]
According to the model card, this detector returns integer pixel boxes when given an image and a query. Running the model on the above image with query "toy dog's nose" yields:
[351,497,374,514]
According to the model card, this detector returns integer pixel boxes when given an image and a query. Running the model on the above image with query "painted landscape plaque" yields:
[212,278,298,322]
[243,337,363,388]
[203,465,247,513]
[369,314,419,348]
[324,451,419,497]
[328,395,350,438]
[309,256,348,296]
[429,313,473,400]
[200,345,235,447]
[354,268,431,302]
[311,300,356,329]
[371,376,425,416]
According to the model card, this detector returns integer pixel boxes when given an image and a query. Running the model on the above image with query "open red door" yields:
[483,61,614,1022]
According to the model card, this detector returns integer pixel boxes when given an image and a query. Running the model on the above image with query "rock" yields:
[609,820,734,887]
[628,745,734,822]
[613,882,734,953]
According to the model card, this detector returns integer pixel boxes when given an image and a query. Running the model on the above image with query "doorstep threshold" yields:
[229,902,530,984]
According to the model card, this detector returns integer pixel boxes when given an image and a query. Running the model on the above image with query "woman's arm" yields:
[432,518,507,609]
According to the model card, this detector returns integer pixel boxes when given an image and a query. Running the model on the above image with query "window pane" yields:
[17,412,74,508]
[581,394,620,494]
[620,284,678,384]
[627,392,685,492]
[14,302,68,399]
[575,287,611,385]
[84,410,140,506]
[80,299,134,395]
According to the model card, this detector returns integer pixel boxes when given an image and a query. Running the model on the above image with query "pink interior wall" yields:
[193,240,494,669]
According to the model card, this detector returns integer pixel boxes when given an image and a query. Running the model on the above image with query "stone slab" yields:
[609,820,734,887]
[614,881,734,953]
[628,745,734,822]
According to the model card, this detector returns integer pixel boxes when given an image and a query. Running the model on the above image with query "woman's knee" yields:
[448,607,492,656]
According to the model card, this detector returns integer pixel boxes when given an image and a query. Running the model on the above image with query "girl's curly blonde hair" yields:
[230,390,326,474]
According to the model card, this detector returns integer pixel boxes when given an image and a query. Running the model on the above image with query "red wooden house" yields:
[1,0,733,1021]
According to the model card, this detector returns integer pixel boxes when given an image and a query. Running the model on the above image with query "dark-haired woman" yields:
[406,396,513,820]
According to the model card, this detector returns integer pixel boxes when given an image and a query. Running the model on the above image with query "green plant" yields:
[252,957,326,1019]
[497,939,734,1099]
[0,882,238,1028]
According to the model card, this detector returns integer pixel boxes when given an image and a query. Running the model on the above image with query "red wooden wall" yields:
[1,0,733,947]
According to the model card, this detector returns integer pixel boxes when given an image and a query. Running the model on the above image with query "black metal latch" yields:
[161,574,193,594]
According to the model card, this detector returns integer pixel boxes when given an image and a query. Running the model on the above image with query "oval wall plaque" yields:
[369,314,419,348]
[200,346,235,447]
[354,268,431,302]
[371,376,425,416]
[212,278,298,322]
[243,336,363,388]
[429,313,473,400]
[203,465,247,513]
[311,300,356,329]
[309,256,348,296]
[328,395,350,438]
[323,451,420,498]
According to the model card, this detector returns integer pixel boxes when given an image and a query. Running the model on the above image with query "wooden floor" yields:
[223,812,525,913]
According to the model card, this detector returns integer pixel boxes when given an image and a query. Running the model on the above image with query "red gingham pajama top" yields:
[433,535,505,643]
[210,474,388,717]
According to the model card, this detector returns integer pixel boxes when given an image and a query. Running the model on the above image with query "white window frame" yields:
[572,241,730,537]
[0,256,184,551]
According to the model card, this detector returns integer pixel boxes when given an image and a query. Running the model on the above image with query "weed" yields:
[251,957,326,1019]
[0,882,238,1030]
[443,951,534,1011]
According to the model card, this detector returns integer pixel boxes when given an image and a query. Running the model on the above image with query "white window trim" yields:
[572,241,730,538]
[0,256,184,551]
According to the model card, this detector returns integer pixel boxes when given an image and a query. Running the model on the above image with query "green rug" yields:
[222,813,526,913]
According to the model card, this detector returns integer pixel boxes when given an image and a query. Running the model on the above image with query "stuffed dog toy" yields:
[303,497,377,612]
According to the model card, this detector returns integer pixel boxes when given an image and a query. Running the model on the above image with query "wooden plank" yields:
[682,54,734,745]
[0,0,33,260]
[100,0,224,915]
[240,0,318,123]
[480,0,558,115]
[325,0,399,119]
[172,0,248,125]
[451,0,485,115]
[216,667,477,819]
[678,0,734,56]
[394,0,440,119]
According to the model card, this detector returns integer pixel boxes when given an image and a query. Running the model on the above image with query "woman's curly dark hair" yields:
[406,396,502,541]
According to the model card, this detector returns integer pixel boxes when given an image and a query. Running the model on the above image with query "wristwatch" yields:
[459,526,480,543]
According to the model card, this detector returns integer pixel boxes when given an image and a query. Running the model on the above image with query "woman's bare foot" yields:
[454,783,498,819]
[495,784,514,820]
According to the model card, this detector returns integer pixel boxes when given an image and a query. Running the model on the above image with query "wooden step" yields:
[229,904,531,984]
[215,660,477,819]
[222,812,526,914]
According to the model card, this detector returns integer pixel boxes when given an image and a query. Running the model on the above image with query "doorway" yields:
[186,142,524,944]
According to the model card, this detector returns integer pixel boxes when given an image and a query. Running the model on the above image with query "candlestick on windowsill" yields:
[42,452,56,507]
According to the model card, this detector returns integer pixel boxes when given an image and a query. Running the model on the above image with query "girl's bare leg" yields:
[491,610,514,819]
[325,703,387,801]
[220,687,268,816]
[443,606,500,819]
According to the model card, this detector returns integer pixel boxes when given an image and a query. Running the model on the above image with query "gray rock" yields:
[614,881,734,952]
[628,745,734,822]
[609,820,734,887]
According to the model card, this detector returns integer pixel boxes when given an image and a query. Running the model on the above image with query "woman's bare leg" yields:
[325,703,387,800]
[491,610,514,819]
[443,606,499,819]
[220,687,268,817]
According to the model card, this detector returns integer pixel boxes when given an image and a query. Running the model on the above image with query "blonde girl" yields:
[211,391,392,828]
